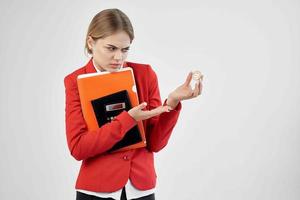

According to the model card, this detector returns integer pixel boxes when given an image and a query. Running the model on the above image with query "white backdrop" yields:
[0,0,299,199]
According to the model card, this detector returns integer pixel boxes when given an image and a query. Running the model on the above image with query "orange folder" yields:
[77,68,146,153]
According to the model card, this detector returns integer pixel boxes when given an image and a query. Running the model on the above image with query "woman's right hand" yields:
[128,102,172,122]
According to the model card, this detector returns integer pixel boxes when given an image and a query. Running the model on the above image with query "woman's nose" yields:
[114,51,122,60]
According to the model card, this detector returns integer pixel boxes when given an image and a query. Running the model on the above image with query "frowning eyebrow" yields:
[106,44,130,50]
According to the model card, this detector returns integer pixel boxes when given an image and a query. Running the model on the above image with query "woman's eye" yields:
[106,47,129,52]
[107,47,116,51]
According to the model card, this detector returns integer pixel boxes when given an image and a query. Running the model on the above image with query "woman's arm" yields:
[145,66,182,153]
[64,75,137,161]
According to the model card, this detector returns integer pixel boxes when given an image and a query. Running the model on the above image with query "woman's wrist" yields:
[166,94,180,110]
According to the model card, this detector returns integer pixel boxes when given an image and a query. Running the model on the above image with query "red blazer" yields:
[64,58,182,192]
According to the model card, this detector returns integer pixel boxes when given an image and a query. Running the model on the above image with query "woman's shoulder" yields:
[125,61,156,74]
[126,61,149,68]
[64,65,86,87]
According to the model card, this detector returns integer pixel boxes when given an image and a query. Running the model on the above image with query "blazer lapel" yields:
[85,58,96,74]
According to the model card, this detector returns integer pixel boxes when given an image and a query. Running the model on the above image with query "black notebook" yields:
[91,90,142,153]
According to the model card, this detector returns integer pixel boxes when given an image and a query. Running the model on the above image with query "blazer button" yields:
[123,155,129,161]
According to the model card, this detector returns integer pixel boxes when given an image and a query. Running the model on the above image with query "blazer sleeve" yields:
[146,65,182,153]
[64,74,137,161]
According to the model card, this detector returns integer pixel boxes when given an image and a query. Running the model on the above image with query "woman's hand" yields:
[128,102,172,122]
[167,71,203,109]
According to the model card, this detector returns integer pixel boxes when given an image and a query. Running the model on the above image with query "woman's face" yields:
[87,31,131,72]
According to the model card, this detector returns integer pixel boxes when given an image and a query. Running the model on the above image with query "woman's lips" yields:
[110,66,120,69]
[110,64,121,68]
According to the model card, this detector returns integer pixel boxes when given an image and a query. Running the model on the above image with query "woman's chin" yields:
[107,68,120,73]
[106,66,121,72]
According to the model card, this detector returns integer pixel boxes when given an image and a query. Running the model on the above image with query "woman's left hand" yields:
[166,71,203,109]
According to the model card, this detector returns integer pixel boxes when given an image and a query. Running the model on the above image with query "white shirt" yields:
[76,59,155,200]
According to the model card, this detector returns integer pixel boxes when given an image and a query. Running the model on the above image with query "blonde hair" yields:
[84,8,134,56]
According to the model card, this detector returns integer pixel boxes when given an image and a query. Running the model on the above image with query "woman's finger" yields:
[198,80,203,95]
[184,72,193,87]
[192,81,199,97]
[144,106,169,119]
[136,102,147,110]
[200,74,204,82]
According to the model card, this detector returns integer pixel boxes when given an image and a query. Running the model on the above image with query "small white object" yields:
[192,70,202,81]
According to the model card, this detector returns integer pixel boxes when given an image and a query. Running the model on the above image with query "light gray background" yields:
[0,0,299,199]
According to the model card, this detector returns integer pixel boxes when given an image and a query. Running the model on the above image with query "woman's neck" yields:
[92,58,105,72]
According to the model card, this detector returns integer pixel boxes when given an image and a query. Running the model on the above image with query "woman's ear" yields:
[87,36,95,51]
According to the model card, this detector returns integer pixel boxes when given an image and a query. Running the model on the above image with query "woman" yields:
[64,8,203,200]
